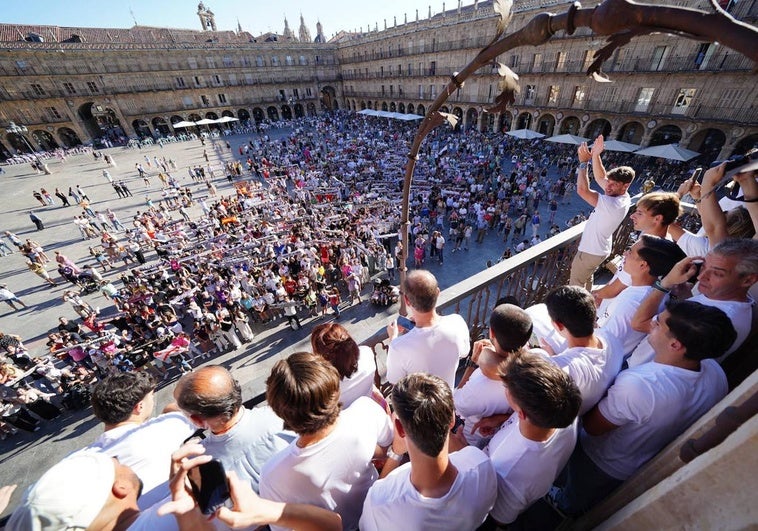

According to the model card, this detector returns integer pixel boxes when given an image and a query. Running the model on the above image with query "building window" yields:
[188,57,198,69]
[651,46,667,71]
[279,89,286,101]
[381,85,385,96]
[305,87,312,97]
[201,95,210,105]
[509,55,520,68]
[30,83,45,96]
[380,66,384,77]
[635,87,655,111]
[399,85,403,96]
[256,56,264,67]
[228,73,237,85]
[285,56,293,66]
[62,82,76,94]
[572,86,585,106]
[525,84,536,103]
[582,50,594,70]
[299,55,307,65]
[182,96,193,106]
[194,76,203,87]
[555,52,567,72]
[532,53,543,72]
[548,85,560,104]
[390,85,394,96]
[223,56,234,67]
[213,74,222,85]
[430,61,436,75]
[175,77,186,88]
[418,84,423,98]
[293,88,300,99]
[206,57,216,68]
[408,63,412,75]
[46,107,62,120]
[245,73,254,85]
[271,56,280,66]
[398,64,402,75]
[86,81,99,93]
[673,88,696,113]
[218,93,227,104]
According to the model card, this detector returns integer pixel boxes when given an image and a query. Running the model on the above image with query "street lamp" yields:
[5,121,52,174]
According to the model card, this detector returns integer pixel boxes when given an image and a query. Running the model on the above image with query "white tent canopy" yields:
[215,116,239,123]
[194,118,217,125]
[592,139,641,152]
[545,133,590,145]
[506,129,545,140]
[172,121,196,128]
[357,109,423,121]
[634,143,701,161]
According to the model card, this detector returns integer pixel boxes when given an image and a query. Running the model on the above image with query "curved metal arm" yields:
[397,0,758,302]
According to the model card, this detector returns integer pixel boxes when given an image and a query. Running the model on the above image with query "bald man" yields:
[174,365,294,493]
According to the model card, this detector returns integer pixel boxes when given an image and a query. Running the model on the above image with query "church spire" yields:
[236,18,242,34]
[283,17,297,41]
[314,20,326,43]
[298,13,312,42]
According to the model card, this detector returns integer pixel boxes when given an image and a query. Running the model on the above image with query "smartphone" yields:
[396,315,415,331]
[689,167,702,185]
[187,459,231,515]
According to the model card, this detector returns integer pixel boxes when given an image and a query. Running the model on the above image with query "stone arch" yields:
[499,112,512,132]
[205,112,219,120]
[170,115,185,126]
[516,112,533,130]
[0,140,13,160]
[440,105,450,113]
[132,119,151,138]
[417,104,426,116]
[31,130,59,150]
[452,107,463,121]
[281,105,293,120]
[78,101,125,141]
[237,109,251,123]
[306,102,317,116]
[267,106,279,121]
[649,124,682,146]
[467,108,480,130]
[321,86,337,111]
[407,103,415,114]
[398,102,406,113]
[188,113,202,122]
[381,102,389,111]
[152,117,171,136]
[294,103,304,118]
[360,101,367,110]
[731,134,758,156]
[617,121,644,144]
[221,110,234,118]
[585,118,612,140]
[5,132,33,153]
[389,102,397,112]
[559,116,581,135]
[688,128,726,163]
[252,107,265,123]
[537,113,555,136]
[57,127,82,148]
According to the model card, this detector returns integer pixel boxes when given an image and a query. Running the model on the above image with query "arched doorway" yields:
[484,113,495,133]
[6,131,34,153]
[78,102,125,142]
[649,124,682,146]
[380,102,388,111]
[417,105,426,116]
[252,108,265,123]
[306,103,317,116]
[237,109,251,123]
[152,117,171,136]
[499,112,512,132]
[267,106,279,121]
[516,112,532,130]
[132,119,151,138]
[559,116,581,135]
[321,86,337,111]
[294,103,304,118]
[731,134,758,156]
[221,110,234,118]
[585,118,611,139]
[407,103,415,114]
[537,113,555,136]
[31,130,59,150]
[0,140,12,160]
[398,103,405,113]
[617,121,644,144]
[360,101,367,110]
[281,105,293,120]
[205,112,219,120]
[170,115,185,127]
[389,102,397,112]
[57,127,82,147]
[688,128,726,163]
[188,113,202,122]
[440,106,450,113]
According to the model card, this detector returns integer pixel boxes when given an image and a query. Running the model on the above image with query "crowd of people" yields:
[1,111,755,529]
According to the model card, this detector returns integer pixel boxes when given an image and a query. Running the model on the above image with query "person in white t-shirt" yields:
[386,270,470,389]
[569,136,634,290]
[311,322,377,408]
[450,352,581,527]
[361,373,497,531]
[543,286,624,415]
[260,352,393,531]
[551,300,735,516]
[85,372,196,509]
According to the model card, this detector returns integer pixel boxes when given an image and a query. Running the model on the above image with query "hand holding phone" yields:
[396,315,415,331]
[187,459,231,515]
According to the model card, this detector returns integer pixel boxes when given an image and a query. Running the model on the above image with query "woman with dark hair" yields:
[310,322,376,408]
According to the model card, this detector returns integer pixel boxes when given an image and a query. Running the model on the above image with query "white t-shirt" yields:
[578,193,631,256]
[627,294,754,367]
[201,406,295,494]
[486,416,578,524]
[359,446,497,531]
[582,359,728,480]
[79,413,195,510]
[386,313,470,389]
[676,231,710,257]
[454,369,510,448]
[550,332,624,415]
[524,303,567,354]
[596,285,656,358]
[260,397,393,531]
[339,345,377,408]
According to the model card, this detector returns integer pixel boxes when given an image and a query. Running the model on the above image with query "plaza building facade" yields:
[0,0,756,160]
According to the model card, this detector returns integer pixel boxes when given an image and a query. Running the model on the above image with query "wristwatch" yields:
[578,162,589,170]
[386,446,407,461]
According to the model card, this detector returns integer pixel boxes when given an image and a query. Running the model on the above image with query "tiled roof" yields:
[0,23,252,44]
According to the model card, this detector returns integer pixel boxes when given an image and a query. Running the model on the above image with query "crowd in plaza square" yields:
[1,111,756,529]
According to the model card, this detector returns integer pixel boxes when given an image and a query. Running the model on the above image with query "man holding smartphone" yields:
[385,270,470,389]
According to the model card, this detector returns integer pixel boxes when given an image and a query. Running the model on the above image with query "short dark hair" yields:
[266,352,341,435]
[637,235,687,277]
[664,300,737,361]
[489,304,533,353]
[310,323,360,379]
[636,192,681,225]
[403,270,439,312]
[607,166,635,184]
[545,285,596,338]
[176,365,242,422]
[499,352,581,429]
[91,372,155,425]
[391,373,454,457]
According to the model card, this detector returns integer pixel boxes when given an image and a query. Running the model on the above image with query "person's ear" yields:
[394,417,406,438]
